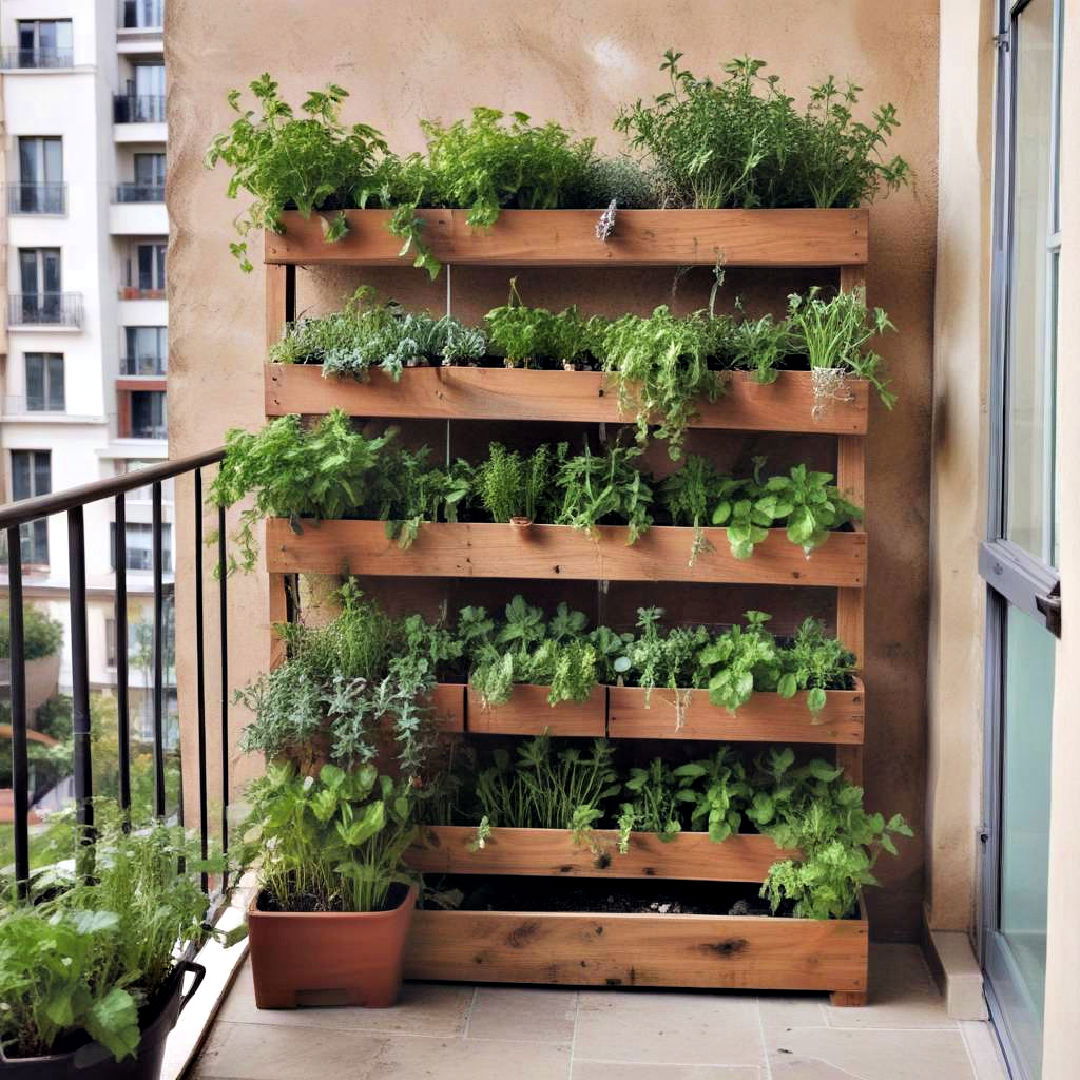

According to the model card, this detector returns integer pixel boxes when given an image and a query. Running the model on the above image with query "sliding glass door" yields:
[980,1,1062,1076]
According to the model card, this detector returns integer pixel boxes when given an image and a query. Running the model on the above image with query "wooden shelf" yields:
[405,826,792,882]
[404,908,868,996]
[607,683,864,744]
[467,684,605,736]
[266,366,869,435]
[266,520,867,586]
[264,208,868,267]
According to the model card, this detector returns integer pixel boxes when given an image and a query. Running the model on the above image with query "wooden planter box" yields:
[404,907,868,1001]
[265,208,869,268]
[607,683,865,745]
[266,519,867,587]
[466,683,606,736]
[428,683,466,733]
[405,825,791,882]
[265,366,869,436]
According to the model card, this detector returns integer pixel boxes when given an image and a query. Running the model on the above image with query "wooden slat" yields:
[430,683,466,733]
[467,684,606,736]
[607,684,864,745]
[405,827,791,882]
[265,264,289,349]
[265,520,868,587]
[404,908,868,991]
[265,208,869,268]
[265,366,869,435]
[268,572,287,669]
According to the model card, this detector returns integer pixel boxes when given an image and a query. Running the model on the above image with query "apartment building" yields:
[0,0,173,736]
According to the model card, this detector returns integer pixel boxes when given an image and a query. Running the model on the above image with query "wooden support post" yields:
[268,573,287,669]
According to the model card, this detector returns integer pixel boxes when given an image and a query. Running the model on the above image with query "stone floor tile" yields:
[572,1063,764,1079]
[823,944,955,1029]
[768,1026,976,1080]
[574,989,764,1066]
[217,965,471,1036]
[192,1022,570,1080]
[959,1020,1010,1080]
[758,993,829,1036]
[466,986,577,1043]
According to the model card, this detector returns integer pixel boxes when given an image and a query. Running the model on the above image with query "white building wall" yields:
[0,0,169,699]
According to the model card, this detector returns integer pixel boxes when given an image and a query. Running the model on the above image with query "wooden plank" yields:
[607,684,864,745]
[467,684,606,736]
[404,909,869,992]
[268,572,287,669]
[265,264,289,349]
[264,520,868,587]
[265,208,869,268]
[430,683,466,733]
[265,366,870,435]
[405,826,792,882]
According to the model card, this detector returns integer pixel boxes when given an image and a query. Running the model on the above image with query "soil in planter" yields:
[422,874,789,918]
[256,879,412,915]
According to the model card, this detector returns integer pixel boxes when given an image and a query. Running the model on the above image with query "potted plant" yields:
[240,762,419,1009]
[0,815,230,1078]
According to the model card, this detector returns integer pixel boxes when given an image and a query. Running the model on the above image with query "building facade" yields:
[0,0,172,735]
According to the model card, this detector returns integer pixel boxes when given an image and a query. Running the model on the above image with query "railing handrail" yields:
[0,448,223,529]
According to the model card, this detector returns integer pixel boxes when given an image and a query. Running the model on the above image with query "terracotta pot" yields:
[248,883,418,1009]
[0,961,204,1078]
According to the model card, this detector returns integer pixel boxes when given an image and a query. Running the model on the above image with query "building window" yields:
[10,450,51,564]
[131,390,167,438]
[124,327,168,374]
[111,522,172,573]
[135,243,167,292]
[15,248,61,323]
[118,153,166,202]
[120,1,164,29]
[10,19,73,68]
[24,354,65,412]
[116,63,166,122]
[12,137,64,214]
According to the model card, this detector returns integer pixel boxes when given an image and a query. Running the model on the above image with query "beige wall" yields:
[925,0,995,935]
[166,0,939,939]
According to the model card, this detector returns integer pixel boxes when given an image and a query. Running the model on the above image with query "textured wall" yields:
[166,0,939,939]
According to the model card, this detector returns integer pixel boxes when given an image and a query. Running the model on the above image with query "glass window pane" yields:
[25,355,44,410]
[1005,0,1057,560]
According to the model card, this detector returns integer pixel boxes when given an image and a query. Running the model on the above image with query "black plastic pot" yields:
[0,960,205,1078]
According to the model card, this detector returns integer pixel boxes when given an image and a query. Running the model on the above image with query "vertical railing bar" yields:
[6,526,30,897]
[217,502,230,888]
[193,470,209,892]
[151,481,165,817]
[114,494,131,819]
[67,507,95,851]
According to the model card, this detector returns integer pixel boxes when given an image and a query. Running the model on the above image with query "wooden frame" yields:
[265,519,867,587]
[265,366,869,435]
[265,208,869,267]
[466,684,606,736]
[405,826,792,882]
[429,683,466,733]
[261,210,875,1004]
[607,683,865,744]
[404,908,868,1001]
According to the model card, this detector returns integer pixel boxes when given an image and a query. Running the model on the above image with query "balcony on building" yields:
[111,183,167,234]
[120,0,165,29]
[6,182,67,216]
[6,293,83,330]
[113,93,167,142]
[0,46,74,71]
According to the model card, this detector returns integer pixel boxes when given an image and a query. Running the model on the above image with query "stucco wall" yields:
[166,0,939,939]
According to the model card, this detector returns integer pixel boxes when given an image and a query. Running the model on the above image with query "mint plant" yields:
[554,442,654,541]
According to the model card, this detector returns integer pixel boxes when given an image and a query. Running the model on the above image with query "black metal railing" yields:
[114,93,166,123]
[119,0,164,28]
[1,449,229,899]
[7,293,83,328]
[7,182,67,215]
[0,47,74,70]
[115,182,165,203]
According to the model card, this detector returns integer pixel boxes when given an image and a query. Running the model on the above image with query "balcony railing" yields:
[6,182,67,214]
[0,449,229,900]
[114,93,166,123]
[120,0,165,28]
[7,293,83,328]
[0,47,74,70]
[119,285,166,300]
[131,423,169,440]
[115,181,165,203]
[121,354,168,375]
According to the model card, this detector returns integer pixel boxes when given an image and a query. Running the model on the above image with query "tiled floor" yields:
[189,945,1008,1080]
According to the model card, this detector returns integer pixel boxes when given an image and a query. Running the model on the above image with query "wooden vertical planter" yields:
[466,684,606,736]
